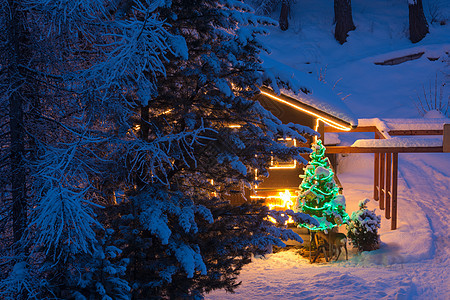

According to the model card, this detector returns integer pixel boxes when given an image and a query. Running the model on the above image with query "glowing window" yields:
[270,138,297,169]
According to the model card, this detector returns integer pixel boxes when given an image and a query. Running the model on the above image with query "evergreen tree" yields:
[154,0,316,205]
[347,199,381,251]
[1,0,186,297]
[107,0,318,297]
[297,140,349,231]
[1,0,319,298]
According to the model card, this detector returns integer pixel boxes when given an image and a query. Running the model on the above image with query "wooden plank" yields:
[444,124,450,153]
[324,126,378,133]
[326,146,443,153]
[391,153,398,230]
[389,129,443,136]
[385,153,391,219]
[380,153,385,210]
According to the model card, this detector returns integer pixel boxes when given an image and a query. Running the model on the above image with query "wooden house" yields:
[228,82,358,210]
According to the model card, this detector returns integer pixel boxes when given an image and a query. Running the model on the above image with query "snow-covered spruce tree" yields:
[0,0,318,298]
[297,140,349,231]
[347,199,381,252]
[103,0,318,297]
[0,0,192,298]
[186,198,315,296]
[154,0,317,205]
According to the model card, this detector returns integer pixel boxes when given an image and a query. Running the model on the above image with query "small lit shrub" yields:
[346,199,381,252]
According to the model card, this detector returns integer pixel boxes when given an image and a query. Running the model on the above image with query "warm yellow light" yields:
[279,190,294,210]
[260,91,352,131]
[266,212,294,225]
[269,165,297,169]
[269,138,297,169]
[228,124,242,128]
[256,190,296,209]
[314,119,320,142]
[258,190,297,225]
[267,215,277,224]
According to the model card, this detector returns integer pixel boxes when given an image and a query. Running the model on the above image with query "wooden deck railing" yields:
[324,124,449,230]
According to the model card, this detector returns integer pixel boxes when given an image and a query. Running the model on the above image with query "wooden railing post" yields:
[385,153,391,219]
[391,153,398,230]
[379,152,385,210]
[374,133,380,200]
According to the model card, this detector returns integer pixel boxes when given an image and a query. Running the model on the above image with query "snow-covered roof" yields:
[261,55,358,128]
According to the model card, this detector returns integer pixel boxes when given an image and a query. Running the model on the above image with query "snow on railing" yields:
[352,136,443,148]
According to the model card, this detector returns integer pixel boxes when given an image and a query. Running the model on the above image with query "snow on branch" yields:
[124,124,214,185]
[23,0,110,34]
[136,186,211,281]
[80,12,184,105]
[0,262,41,300]
[28,142,103,259]
[266,210,319,245]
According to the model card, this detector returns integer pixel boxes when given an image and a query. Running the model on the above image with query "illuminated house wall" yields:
[226,87,355,209]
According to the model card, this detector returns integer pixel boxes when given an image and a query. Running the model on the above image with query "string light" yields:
[260,90,353,132]
[297,140,350,231]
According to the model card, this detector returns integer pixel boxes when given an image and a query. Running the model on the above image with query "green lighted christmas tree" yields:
[297,139,349,231]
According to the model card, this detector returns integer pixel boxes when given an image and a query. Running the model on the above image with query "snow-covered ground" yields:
[207,1,450,299]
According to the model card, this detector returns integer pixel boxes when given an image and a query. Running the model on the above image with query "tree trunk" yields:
[409,0,429,43]
[134,104,150,190]
[279,0,290,31]
[334,0,356,44]
[7,0,27,251]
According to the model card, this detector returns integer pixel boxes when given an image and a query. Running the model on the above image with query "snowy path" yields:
[394,154,450,297]
[207,153,450,300]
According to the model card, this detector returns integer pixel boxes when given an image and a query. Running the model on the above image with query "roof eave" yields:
[259,86,356,131]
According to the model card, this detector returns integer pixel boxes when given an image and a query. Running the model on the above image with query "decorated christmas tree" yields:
[297,139,349,231]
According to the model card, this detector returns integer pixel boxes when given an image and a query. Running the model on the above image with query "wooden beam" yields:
[325,146,443,153]
[389,129,443,136]
[324,126,378,133]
